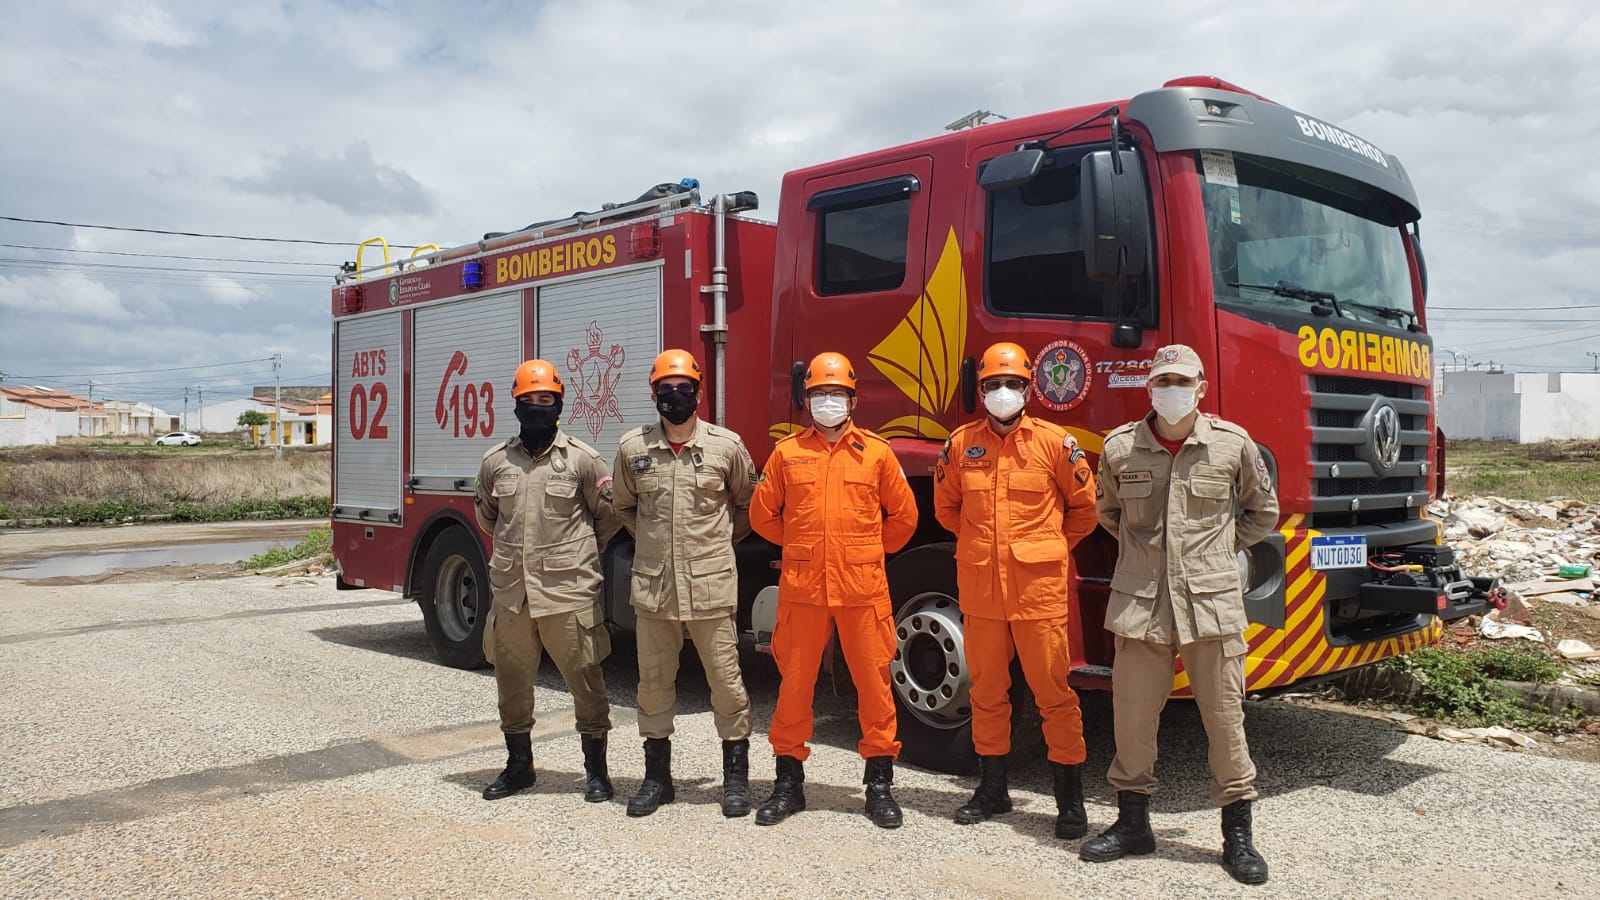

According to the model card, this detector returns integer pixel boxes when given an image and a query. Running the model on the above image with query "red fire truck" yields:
[331,76,1489,771]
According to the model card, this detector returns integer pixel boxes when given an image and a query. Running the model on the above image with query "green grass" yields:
[1380,646,1579,731]
[1445,439,1600,501]
[243,525,333,570]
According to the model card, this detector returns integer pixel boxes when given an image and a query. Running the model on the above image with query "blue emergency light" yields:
[461,260,484,291]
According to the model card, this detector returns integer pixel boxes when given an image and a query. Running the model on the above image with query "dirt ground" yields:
[0,519,324,586]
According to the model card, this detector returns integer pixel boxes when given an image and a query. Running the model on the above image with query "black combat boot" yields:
[863,756,902,829]
[721,739,751,818]
[482,732,536,801]
[953,755,1012,825]
[754,756,806,826]
[1052,762,1088,839]
[1221,799,1269,885]
[581,734,612,803]
[1079,791,1157,862]
[626,738,675,817]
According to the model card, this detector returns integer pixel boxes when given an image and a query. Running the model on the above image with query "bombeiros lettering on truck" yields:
[330,76,1494,772]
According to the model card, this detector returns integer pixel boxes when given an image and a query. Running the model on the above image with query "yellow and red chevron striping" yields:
[1166,515,1440,698]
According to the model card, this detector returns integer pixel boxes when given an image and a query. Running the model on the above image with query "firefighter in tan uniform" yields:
[611,349,757,819]
[475,359,622,804]
[1081,344,1279,885]
[932,342,1099,840]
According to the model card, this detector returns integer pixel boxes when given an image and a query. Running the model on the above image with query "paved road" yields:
[2,567,1597,898]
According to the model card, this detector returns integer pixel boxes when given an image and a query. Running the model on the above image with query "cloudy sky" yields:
[2,1,1597,416]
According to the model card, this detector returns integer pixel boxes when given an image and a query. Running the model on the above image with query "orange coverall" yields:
[750,422,919,760]
[933,416,1099,764]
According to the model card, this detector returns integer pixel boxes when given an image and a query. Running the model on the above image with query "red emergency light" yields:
[629,223,661,261]
[339,285,365,314]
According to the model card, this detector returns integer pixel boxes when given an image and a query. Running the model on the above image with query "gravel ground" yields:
[3,558,1599,897]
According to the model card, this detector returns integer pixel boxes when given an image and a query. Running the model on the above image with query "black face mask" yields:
[656,389,698,426]
[515,398,562,450]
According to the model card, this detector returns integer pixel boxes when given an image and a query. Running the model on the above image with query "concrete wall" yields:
[0,406,57,447]
[1439,370,1600,441]
[1519,373,1600,441]
[1438,371,1522,441]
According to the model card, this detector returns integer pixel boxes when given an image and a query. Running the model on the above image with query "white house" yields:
[0,386,90,437]
[0,402,55,447]
[1439,370,1600,441]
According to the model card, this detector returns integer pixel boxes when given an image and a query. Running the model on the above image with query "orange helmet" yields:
[650,349,702,385]
[977,342,1033,381]
[512,359,563,398]
[804,351,856,392]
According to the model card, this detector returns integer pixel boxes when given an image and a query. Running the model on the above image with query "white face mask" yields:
[1150,385,1198,424]
[809,394,850,428]
[983,386,1026,421]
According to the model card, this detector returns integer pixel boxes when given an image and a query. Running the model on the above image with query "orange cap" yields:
[977,342,1033,381]
[512,359,563,398]
[804,351,856,392]
[650,349,702,385]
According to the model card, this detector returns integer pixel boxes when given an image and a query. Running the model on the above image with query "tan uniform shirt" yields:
[1095,413,1279,644]
[474,430,620,617]
[612,419,756,621]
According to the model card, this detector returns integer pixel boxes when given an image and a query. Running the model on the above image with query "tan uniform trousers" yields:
[635,613,751,741]
[488,604,612,736]
[1106,633,1259,807]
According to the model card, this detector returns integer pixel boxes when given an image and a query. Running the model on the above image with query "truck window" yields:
[809,176,918,295]
[984,144,1151,322]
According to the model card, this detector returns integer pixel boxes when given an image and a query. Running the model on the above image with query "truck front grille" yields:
[1308,375,1430,529]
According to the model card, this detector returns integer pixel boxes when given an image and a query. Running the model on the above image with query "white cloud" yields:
[0,0,1596,408]
[110,1,203,49]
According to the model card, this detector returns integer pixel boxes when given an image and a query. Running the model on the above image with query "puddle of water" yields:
[0,541,282,580]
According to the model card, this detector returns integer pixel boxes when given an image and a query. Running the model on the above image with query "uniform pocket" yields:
[489,542,520,592]
[787,465,821,510]
[544,478,579,514]
[689,552,737,610]
[1007,470,1054,527]
[842,543,888,599]
[630,554,669,613]
[576,604,611,665]
[1110,567,1159,599]
[1187,476,1232,520]
[843,466,878,512]
[695,470,727,514]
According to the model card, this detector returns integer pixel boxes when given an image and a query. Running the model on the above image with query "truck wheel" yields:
[887,546,979,774]
[418,526,490,669]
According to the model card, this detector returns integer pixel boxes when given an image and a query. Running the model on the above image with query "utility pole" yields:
[86,379,98,437]
[183,387,191,431]
[273,352,283,459]
[1588,351,1600,372]
[197,387,205,435]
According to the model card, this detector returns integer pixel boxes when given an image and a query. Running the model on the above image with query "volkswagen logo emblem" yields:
[1358,397,1403,473]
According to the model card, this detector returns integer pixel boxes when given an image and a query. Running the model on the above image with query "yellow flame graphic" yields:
[867,229,967,434]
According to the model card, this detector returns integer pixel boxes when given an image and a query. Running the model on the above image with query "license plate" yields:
[1310,535,1367,570]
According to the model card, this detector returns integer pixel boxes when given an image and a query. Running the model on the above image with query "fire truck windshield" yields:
[1201,152,1415,330]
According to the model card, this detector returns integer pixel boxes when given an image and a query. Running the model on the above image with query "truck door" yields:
[334,311,403,524]
[783,157,934,437]
[410,290,523,493]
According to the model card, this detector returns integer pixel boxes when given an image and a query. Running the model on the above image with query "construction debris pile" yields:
[1431,496,1599,587]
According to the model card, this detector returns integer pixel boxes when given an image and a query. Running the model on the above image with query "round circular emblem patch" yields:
[1032,340,1092,412]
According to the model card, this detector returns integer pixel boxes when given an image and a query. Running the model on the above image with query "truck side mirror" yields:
[1079,149,1150,282]
[790,361,805,411]
[978,148,1045,191]
[959,356,978,413]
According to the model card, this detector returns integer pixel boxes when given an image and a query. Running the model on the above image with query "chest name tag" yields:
[1118,471,1153,485]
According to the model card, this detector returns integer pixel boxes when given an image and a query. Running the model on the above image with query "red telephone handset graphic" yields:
[435,350,469,427]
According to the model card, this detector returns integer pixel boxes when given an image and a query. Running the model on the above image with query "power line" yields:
[10,358,275,380]
[0,215,420,249]
[0,257,332,280]
[1430,303,1599,311]
[0,243,336,267]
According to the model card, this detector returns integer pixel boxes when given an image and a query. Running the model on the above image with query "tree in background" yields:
[237,410,270,428]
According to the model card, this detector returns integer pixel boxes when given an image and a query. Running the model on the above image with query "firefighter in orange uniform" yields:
[932,342,1099,839]
[749,352,919,829]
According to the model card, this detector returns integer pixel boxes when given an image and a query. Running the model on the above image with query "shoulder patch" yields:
[938,439,951,465]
